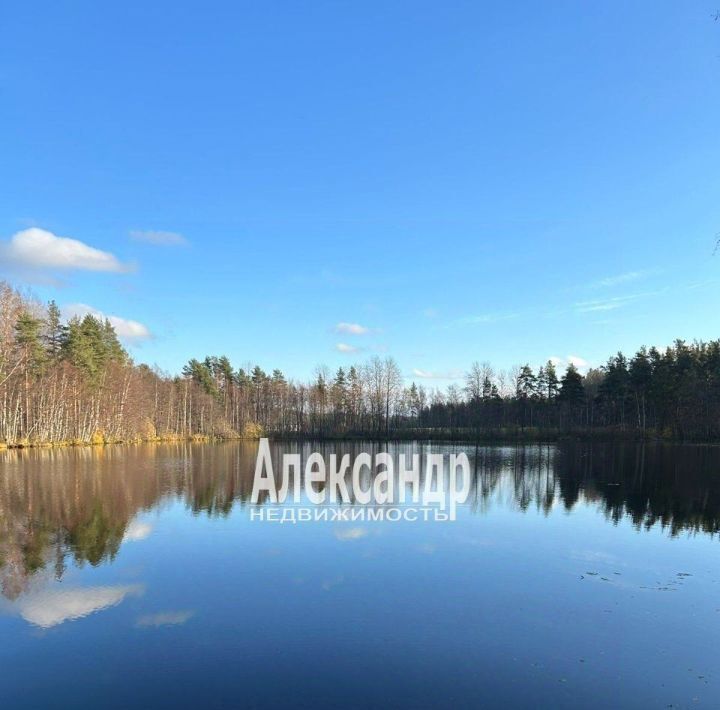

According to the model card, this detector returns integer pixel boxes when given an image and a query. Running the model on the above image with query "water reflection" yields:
[1,441,718,605]
[17,584,145,628]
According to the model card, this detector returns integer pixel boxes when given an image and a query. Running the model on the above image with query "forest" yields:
[1,280,719,446]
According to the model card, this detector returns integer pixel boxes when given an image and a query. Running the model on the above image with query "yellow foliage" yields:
[140,418,158,441]
[242,421,264,439]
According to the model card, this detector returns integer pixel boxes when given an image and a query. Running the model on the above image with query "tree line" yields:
[1,280,719,445]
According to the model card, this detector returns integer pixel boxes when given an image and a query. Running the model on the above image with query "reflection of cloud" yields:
[322,575,344,591]
[334,527,368,541]
[136,610,194,628]
[416,543,437,554]
[19,585,144,628]
[454,534,495,548]
[123,520,153,542]
[569,550,620,565]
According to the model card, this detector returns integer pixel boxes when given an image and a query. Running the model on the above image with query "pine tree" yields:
[559,364,585,406]
[44,300,64,360]
[516,365,537,399]
[15,312,47,375]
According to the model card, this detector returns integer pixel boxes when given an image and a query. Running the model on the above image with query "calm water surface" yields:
[1,441,719,709]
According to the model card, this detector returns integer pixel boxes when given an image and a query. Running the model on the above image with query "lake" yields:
[1,441,719,709]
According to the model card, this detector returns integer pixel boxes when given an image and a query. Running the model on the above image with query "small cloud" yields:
[335,343,361,354]
[334,527,368,541]
[422,308,439,319]
[568,355,589,369]
[136,610,194,628]
[549,355,591,374]
[129,230,188,246]
[412,368,463,380]
[123,520,153,542]
[334,322,369,335]
[1,228,130,272]
[62,303,152,343]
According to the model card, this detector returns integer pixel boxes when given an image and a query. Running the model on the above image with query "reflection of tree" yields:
[1,441,719,600]
[554,444,720,536]
[0,442,261,599]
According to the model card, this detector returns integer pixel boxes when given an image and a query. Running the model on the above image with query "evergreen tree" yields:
[516,365,537,399]
[559,364,585,406]
[15,312,47,375]
[44,300,64,360]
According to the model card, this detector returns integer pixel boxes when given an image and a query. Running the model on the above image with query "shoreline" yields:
[3,430,720,451]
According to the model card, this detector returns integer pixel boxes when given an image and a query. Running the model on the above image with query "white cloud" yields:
[569,355,589,369]
[549,355,591,374]
[335,342,360,354]
[18,585,143,628]
[62,303,152,342]
[1,228,130,272]
[412,368,463,380]
[136,610,194,628]
[334,322,369,335]
[129,230,188,246]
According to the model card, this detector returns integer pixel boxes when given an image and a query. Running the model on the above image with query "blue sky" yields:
[1,1,719,384]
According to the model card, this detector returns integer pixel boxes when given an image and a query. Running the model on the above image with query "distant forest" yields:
[2,281,719,446]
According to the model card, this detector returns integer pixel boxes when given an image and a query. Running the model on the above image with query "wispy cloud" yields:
[130,230,188,246]
[335,342,361,354]
[422,308,439,319]
[1,228,131,272]
[412,368,464,380]
[574,291,661,314]
[589,270,656,289]
[62,303,152,342]
[334,322,370,335]
[136,610,194,628]
[454,312,520,326]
